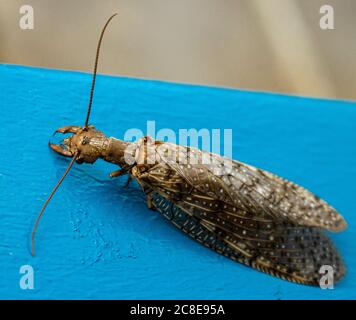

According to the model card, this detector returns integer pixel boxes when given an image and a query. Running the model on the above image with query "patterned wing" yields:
[137,172,345,285]
[155,142,347,232]
[132,141,346,285]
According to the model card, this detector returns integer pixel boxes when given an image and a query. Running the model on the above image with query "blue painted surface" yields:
[0,64,355,299]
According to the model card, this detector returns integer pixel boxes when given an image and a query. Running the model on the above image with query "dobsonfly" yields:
[32,13,347,286]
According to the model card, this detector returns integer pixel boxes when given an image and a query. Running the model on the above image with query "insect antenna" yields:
[84,12,118,128]
[31,153,78,256]
[32,13,118,256]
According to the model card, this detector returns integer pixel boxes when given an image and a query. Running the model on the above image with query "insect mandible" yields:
[32,13,347,286]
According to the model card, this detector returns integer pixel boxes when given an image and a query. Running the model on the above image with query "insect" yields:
[32,13,347,286]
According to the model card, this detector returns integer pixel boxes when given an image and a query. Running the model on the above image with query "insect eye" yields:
[82,137,90,145]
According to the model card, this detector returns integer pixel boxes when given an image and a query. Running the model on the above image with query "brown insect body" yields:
[49,125,346,285]
[33,13,347,286]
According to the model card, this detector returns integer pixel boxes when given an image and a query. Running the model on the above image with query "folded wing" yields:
[136,142,347,285]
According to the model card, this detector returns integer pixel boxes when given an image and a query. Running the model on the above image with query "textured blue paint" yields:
[0,64,355,300]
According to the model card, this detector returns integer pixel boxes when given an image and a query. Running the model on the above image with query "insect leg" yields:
[124,175,132,189]
[109,164,135,178]
[109,169,128,178]
[146,193,155,209]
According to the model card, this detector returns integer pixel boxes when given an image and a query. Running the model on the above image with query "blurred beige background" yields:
[0,0,355,100]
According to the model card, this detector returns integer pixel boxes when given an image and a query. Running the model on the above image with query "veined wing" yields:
[155,142,347,232]
[133,141,347,284]
[148,190,345,285]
